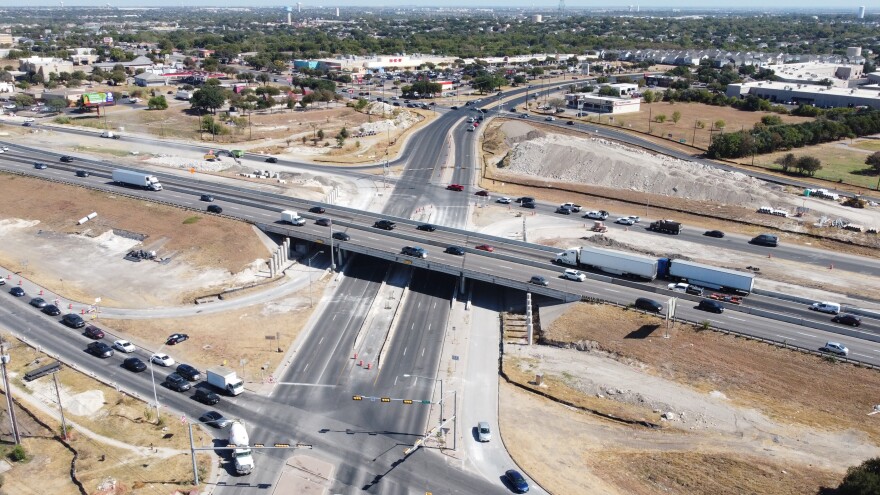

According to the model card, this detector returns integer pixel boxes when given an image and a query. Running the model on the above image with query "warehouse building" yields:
[726,81,880,109]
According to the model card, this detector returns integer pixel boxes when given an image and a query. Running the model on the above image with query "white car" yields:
[615,217,635,226]
[496,197,511,204]
[151,353,175,367]
[3,104,15,110]
[1,146,8,152]
[113,340,136,353]
[561,202,582,212]
[477,421,491,442]
[563,269,586,282]
[627,216,641,223]
[585,210,608,220]
[820,342,849,356]
[668,282,690,293]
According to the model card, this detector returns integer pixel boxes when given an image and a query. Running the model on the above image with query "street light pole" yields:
[149,343,168,424]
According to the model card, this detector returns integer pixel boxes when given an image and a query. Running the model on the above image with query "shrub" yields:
[8,445,26,462]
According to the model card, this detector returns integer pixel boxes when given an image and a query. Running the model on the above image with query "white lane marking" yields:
[275,382,336,387]
[403,347,407,356]
[421,348,425,357]
[852,352,873,359]
[427,323,431,332]
[796,331,817,338]
[319,337,324,345]
[418,301,421,308]
[394,376,398,386]
[304,363,310,373]
[411,322,415,330]
[776,334,796,340]
[727,316,745,321]
[332,314,337,321]
[583,291,599,296]
[604,289,619,293]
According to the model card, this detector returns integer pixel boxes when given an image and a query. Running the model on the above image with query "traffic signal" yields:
[253,443,265,448]
[381,397,391,403]
[274,443,290,448]
[353,395,363,400]
[402,399,413,405]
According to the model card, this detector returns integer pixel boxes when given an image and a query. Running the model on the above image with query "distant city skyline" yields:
[0,1,871,11]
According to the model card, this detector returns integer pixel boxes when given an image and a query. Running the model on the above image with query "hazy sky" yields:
[0,1,872,10]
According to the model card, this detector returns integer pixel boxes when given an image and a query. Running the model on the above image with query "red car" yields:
[446,184,464,191]
[475,190,489,196]
[475,244,494,252]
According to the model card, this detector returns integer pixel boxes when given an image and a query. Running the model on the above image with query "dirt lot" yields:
[0,173,270,307]
[499,303,880,494]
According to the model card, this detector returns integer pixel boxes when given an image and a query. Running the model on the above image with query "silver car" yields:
[477,421,491,442]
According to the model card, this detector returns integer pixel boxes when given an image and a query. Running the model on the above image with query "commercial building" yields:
[767,61,865,88]
[726,81,880,109]
[18,56,75,77]
[565,92,641,115]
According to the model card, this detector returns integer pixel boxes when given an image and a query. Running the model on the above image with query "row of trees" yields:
[707,109,880,159]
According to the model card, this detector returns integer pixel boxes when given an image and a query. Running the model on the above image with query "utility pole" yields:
[53,372,69,440]
[0,341,22,445]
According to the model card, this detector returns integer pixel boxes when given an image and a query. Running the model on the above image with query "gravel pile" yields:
[503,133,791,209]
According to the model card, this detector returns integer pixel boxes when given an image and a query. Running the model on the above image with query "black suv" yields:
[62,313,86,328]
[176,364,201,381]
[194,388,220,405]
[832,314,862,327]
[42,304,61,316]
[697,299,724,314]
[75,170,90,177]
[165,373,192,392]
[685,285,704,296]
[332,232,350,241]
[401,246,427,258]
[374,220,396,230]
[445,246,465,256]
[60,155,74,162]
[635,297,663,313]
[207,205,223,214]
[86,341,114,358]
[416,224,436,232]
[750,234,778,247]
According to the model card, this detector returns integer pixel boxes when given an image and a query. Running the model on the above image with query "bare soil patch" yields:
[101,275,329,375]
[499,302,878,494]
[543,303,880,444]
[0,173,269,306]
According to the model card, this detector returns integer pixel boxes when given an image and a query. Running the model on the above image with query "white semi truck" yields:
[280,210,306,226]
[227,421,255,475]
[111,169,163,191]
[206,366,244,396]
[661,259,754,294]
[555,246,658,280]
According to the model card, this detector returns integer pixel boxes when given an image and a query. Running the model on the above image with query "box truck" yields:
[206,366,244,396]
[112,169,163,191]
[280,210,306,226]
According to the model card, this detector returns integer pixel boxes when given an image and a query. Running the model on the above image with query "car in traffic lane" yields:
[704,230,725,238]
[475,244,494,252]
[332,232,350,241]
[86,341,114,358]
[123,357,147,372]
[504,469,530,493]
[9,287,26,297]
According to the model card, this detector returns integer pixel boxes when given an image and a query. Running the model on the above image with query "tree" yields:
[13,94,34,107]
[671,111,682,124]
[191,85,227,114]
[836,457,880,495]
[148,95,168,110]
[336,126,349,147]
[548,98,566,112]
[760,114,783,126]
[714,120,726,132]
[597,86,620,97]
[256,73,270,86]
[642,89,657,103]
[774,153,797,173]
[796,156,822,176]
[865,151,880,173]
[655,114,667,123]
